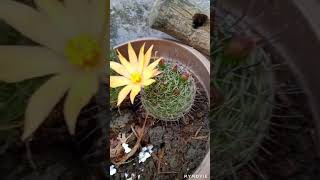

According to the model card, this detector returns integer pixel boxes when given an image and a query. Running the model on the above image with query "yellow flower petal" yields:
[22,74,73,140]
[138,43,146,72]
[110,76,130,88]
[110,43,162,107]
[143,79,156,86]
[110,61,130,78]
[142,68,154,80]
[128,43,138,64]
[143,67,161,80]
[130,85,141,104]
[64,73,99,134]
[153,69,162,76]
[143,69,161,80]
[0,46,71,83]
[116,49,135,73]
[117,85,133,106]
[0,0,68,53]
[144,45,154,68]
[146,57,162,72]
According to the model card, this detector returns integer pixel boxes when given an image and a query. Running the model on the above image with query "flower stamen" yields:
[130,72,142,83]
[65,35,101,70]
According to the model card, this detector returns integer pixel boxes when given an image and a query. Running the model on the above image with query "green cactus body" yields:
[141,61,196,121]
[110,87,120,109]
[109,50,119,109]
[212,12,274,179]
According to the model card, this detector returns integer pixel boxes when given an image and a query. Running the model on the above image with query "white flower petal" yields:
[88,0,107,39]
[34,0,81,37]
[22,74,74,140]
[64,72,99,135]
[0,46,70,83]
[65,0,90,34]
[0,0,69,53]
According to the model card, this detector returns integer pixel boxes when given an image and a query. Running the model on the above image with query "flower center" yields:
[64,35,101,70]
[130,72,142,83]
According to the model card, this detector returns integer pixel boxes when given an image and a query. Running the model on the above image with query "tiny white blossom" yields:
[110,165,117,176]
[122,143,132,153]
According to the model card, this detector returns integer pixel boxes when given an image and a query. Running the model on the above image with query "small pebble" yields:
[122,143,132,153]
[139,145,154,163]
[110,165,117,176]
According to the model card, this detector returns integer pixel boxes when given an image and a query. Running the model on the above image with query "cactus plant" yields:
[212,12,274,179]
[141,60,196,121]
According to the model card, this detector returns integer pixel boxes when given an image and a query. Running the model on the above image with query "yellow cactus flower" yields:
[0,0,107,140]
[110,43,162,106]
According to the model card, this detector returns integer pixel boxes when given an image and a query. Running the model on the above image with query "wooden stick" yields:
[149,0,210,55]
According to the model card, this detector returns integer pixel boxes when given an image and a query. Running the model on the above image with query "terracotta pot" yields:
[218,0,320,152]
[114,38,210,178]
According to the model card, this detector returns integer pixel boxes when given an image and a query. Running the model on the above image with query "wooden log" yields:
[149,0,210,56]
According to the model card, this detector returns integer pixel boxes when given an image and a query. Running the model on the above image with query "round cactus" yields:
[141,60,196,121]
[212,11,274,179]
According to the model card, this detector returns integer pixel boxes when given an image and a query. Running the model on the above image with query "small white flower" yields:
[122,143,132,153]
[125,172,129,178]
[110,165,117,176]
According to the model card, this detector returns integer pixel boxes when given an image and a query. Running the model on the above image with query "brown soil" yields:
[110,91,209,180]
